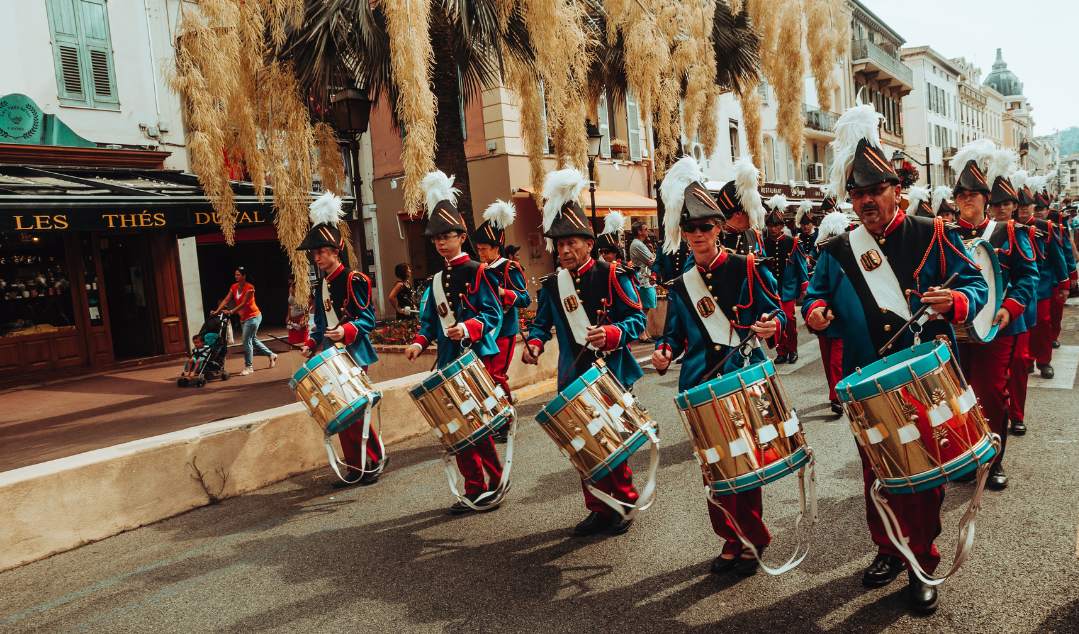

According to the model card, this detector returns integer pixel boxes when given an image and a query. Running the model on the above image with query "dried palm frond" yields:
[806,0,847,112]
[773,0,806,175]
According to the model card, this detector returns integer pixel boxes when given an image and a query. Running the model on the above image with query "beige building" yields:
[951,57,988,149]
[983,84,1005,148]
[899,47,961,187]
[1060,154,1079,199]
[983,49,1036,170]
[849,0,913,163]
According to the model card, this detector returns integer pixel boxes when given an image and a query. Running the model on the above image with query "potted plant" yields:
[610,138,628,158]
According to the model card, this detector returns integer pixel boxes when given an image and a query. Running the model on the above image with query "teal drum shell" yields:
[446,409,513,455]
[879,434,997,494]
[289,346,381,436]
[709,447,811,495]
[408,349,480,400]
[834,340,952,404]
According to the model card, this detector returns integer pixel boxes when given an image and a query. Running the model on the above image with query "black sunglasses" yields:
[683,222,717,234]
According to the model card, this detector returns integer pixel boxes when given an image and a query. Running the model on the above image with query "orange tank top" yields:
[231,282,260,321]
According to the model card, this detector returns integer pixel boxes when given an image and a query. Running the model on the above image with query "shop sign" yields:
[1,209,271,232]
[759,182,828,200]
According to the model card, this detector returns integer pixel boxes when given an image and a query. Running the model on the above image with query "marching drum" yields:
[836,339,999,584]
[953,238,1004,344]
[536,359,659,518]
[674,360,816,575]
[290,343,384,480]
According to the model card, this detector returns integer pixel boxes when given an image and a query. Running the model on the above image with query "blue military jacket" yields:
[802,212,988,374]
[763,233,809,303]
[657,250,785,392]
[487,258,531,339]
[651,242,694,283]
[954,217,1038,338]
[528,258,646,391]
[413,253,503,369]
[307,264,379,367]
[1031,219,1069,301]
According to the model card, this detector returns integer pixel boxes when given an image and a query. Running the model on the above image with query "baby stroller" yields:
[178,313,231,387]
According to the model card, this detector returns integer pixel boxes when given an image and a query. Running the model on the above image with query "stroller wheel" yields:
[221,371,230,381]
[196,377,207,388]
[177,377,189,387]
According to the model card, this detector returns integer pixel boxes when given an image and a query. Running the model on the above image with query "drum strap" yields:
[321,279,341,330]
[557,268,597,349]
[431,271,458,336]
[683,265,739,347]
[848,225,913,320]
[322,401,387,483]
[584,426,661,521]
[440,409,518,511]
[980,219,997,240]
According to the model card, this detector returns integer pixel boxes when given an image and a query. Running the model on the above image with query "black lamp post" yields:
[331,88,374,275]
[586,120,604,232]
[891,148,932,190]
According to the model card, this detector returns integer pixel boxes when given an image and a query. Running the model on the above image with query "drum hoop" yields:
[538,362,607,420]
[967,239,1005,341]
[836,340,951,402]
[678,361,774,409]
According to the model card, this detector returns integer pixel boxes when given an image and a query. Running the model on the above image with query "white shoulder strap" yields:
[848,225,912,320]
[557,268,595,348]
[683,266,738,347]
[981,219,997,240]
[321,279,340,329]
[431,271,457,335]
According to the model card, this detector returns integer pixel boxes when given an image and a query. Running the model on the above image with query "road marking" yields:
[1029,345,1079,389]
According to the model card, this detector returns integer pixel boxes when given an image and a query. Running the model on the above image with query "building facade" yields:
[849,0,913,163]
[983,49,1036,171]
[899,46,960,188]
[1060,154,1079,199]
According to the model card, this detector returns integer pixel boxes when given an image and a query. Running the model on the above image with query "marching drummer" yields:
[297,192,385,488]
[406,171,506,514]
[650,155,783,577]
[597,211,628,265]
[470,200,531,443]
[1024,176,1069,381]
[763,195,809,364]
[802,103,988,615]
[795,199,819,269]
[523,167,647,538]
[949,143,1038,491]
[720,180,766,256]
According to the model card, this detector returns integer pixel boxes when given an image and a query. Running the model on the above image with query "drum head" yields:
[967,240,1002,341]
[835,339,952,402]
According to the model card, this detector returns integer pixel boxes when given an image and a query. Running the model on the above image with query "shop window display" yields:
[0,233,75,337]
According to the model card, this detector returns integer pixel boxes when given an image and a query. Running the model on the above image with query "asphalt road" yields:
[3,316,1079,633]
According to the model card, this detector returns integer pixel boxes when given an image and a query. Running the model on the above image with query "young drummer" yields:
[597,211,628,264]
[298,193,384,488]
[803,104,987,615]
[795,199,819,271]
[1024,176,1069,380]
[1047,204,1077,348]
[471,200,531,443]
[811,211,855,417]
[949,143,1038,491]
[763,195,809,364]
[523,167,646,537]
[720,181,766,256]
[650,155,783,578]
[406,172,506,514]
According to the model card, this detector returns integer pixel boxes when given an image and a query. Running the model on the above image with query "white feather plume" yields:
[1028,174,1048,193]
[987,147,1019,185]
[952,139,996,177]
[733,156,765,231]
[907,185,931,212]
[309,191,344,227]
[827,104,885,198]
[1011,169,1029,191]
[422,171,460,216]
[795,199,814,225]
[932,185,954,214]
[542,168,587,233]
[816,211,849,247]
[602,210,626,236]
[765,194,788,213]
[483,199,516,230]
[660,156,705,254]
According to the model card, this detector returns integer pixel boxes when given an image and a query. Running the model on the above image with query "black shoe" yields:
[830,399,844,417]
[359,456,388,486]
[573,511,615,536]
[954,469,977,483]
[987,464,1008,490]
[863,553,906,588]
[710,553,739,574]
[449,492,500,515]
[608,516,634,535]
[1010,420,1027,435]
[907,570,939,614]
[493,427,509,444]
[788,351,799,364]
[1052,339,1061,349]
[734,546,766,577]
[774,354,789,364]
[1028,361,1035,374]
[332,471,364,489]
[1038,363,1055,379]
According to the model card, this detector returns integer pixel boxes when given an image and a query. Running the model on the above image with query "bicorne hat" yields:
[764,194,788,225]
[596,211,625,254]
[661,155,736,254]
[542,167,593,249]
[472,200,516,250]
[421,171,468,238]
[828,104,900,193]
[907,186,934,218]
[297,192,347,251]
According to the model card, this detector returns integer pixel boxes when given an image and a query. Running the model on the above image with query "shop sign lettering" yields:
[11,215,69,230]
[102,213,167,228]
[2,208,272,232]
[194,211,266,225]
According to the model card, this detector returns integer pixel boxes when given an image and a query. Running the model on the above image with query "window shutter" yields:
[597,92,610,158]
[626,88,641,162]
[46,0,87,104]
[78,0,118,108]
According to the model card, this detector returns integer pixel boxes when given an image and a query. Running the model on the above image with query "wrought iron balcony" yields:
[803,105,840,133]
[851,39,914,89]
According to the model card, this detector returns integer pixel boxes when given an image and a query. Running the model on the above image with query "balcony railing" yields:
[803,105,840,133]
[943,146,958,160]
[851,39,914,87]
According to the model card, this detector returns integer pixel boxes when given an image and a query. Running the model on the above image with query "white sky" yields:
[864,0,1079,136]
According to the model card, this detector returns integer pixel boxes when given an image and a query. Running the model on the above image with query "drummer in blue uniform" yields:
[523,167,647,537]
[650,155,783,577]
[1024,176,1069,380]
[795,199,819,270]
[720,179,766,256]
[802,103,988,615]
[651,238,693,283]
[406,171,506,514]
[471,200,531,444]
[298,192,384,488]
[810,210,856,417]
[762,194,809,364]
[949,143,1038,491]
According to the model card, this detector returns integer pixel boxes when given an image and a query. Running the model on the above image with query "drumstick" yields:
[558,308,607,388]
[876,273,959,356]
[702,308,782,382]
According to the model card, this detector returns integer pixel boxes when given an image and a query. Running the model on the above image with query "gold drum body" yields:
[289,343,382,436]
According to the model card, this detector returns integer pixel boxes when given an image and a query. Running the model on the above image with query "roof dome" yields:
[983,48,1023,96]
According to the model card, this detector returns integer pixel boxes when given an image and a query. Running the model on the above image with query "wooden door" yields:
[149,229,187,354]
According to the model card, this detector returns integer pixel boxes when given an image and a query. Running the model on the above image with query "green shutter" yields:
[46,0,87,104]
[79,0,119,109]
[625,88,641,162]
[45,0,118,110]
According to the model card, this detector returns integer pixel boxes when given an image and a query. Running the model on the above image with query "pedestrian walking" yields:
[211,266,276,376]
[629,221,657,342]
[387,263,417,320]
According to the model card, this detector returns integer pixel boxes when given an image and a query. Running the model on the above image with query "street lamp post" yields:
[331,88,374,275]
[586,120,604,232]
[891,148,933,190]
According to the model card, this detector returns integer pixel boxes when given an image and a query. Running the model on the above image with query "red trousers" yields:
[1051,292,1065,340]
[817,336,844,400]
[1030,298,1054,365]
[778,300,799,355]
[706,485,772,551]
[859,446,943,573]
[487,335,516,396]
[582,462,638,516]
[452,352,508,496]
[958,336,1016,466]
[339,364,383,474]
[1008,332,1030,423]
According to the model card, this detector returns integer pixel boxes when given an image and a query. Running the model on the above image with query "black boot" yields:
[774,354,789,364]
[1028,360,1035,374]
[830,399,844,417]
[573,511,615,536]
[1052,339,1060,349]
[787,350,799,364]
[734,546,766,577]
[907,570,939,614]
[450,492,500,515]
[360,456,388,486]
[1010,420,1027,435]
[1038,363,1055,379]
[862,553,905,588]
[331,471,364,489]
[987,463,1008,490]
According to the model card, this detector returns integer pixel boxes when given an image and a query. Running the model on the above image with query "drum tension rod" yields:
[877,273,958,356]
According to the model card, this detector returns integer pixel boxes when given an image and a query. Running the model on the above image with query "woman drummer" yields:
[650,155,783,577]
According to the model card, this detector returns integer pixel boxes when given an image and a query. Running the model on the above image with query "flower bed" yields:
[370,319,421,346]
